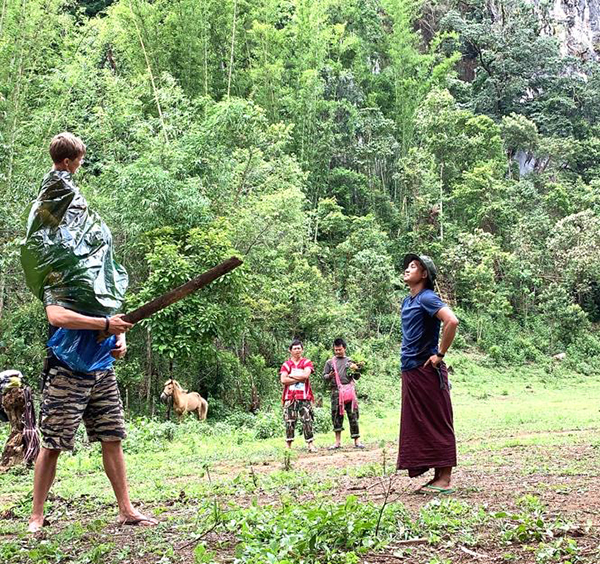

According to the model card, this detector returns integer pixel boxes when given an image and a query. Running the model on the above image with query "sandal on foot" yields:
[412,480,434,494]
[328,444,341,450]
[418,485,455,495]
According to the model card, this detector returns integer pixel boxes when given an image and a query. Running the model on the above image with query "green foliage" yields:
[495,495,577,547]
[0,300,47,383]
[227,495,415,563]
[547,210,600,320]
[253,410,282,440]
[501,113,539,158]
[445,230,513,319]
[0,542,19,562]
[418,498,488,543]
[129,222,244,381]
[441,0,585,136]
[1,0,599,416]
[194,543,217,564]
[536,538,580,563]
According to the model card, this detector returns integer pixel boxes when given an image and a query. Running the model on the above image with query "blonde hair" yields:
[49,132,86,163]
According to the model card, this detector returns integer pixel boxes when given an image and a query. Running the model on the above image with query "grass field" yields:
[1,352,599,563]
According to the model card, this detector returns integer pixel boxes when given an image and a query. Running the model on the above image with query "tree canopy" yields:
[1,0,599,412]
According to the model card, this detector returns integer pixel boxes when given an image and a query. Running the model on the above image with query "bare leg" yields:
[330,431,341,448]
[101,441,157,525]
[28,447,61,532]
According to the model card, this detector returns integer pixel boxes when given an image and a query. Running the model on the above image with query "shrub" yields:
[313,406,333,433]
[254,410,282,440]
[226,411,258,430]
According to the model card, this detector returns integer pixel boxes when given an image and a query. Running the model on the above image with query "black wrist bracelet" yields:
[104,317,110,331]
[437,352,445,358]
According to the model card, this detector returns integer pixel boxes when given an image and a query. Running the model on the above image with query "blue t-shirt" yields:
[401,289,447,371]
[47,323,116,374]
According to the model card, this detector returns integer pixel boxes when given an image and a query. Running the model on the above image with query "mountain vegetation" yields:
[1,0,599,413]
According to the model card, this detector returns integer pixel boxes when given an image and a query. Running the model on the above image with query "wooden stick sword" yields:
[121,256,243,325]
[56,258,243,371]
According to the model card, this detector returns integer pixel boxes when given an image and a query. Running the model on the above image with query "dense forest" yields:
[1,0,599,415]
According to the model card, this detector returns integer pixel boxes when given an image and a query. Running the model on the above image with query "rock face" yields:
[529,0,600,60]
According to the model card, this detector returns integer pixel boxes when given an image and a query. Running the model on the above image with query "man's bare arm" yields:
[46,305,132,335]
[280,373,297,385]
[280,369,311,385]
[425,307,459,367]
[437,307,459,354]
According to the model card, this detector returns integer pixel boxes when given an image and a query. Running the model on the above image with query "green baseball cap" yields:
[403,253,437,289]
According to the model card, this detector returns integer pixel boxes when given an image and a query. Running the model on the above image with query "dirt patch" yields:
[3,435,600,564]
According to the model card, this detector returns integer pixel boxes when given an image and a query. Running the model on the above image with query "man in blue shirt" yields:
[396,254,459,494]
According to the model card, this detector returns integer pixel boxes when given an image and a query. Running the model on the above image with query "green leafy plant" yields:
[225,495,416,564]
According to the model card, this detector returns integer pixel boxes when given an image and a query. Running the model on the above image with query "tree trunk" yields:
[145,327,153,409]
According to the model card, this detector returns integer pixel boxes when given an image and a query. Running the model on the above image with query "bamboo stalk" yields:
[129,0,168,144]
[0,0,8,40]
[439,162,444,241]
[203,1,209,96]
[0,267,5,323]
[227,0,237,97]
[5,0,27,194]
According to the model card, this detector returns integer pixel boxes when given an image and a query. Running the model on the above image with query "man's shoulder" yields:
[419,289,441,301]
[418,289,447,313]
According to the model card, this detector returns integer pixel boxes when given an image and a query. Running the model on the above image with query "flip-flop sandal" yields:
[418,485,455,495]
[327,444,341,450]
[354,444,365,449]
[412,479,434,494]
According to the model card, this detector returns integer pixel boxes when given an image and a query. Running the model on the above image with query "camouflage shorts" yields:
[40,362,126,451]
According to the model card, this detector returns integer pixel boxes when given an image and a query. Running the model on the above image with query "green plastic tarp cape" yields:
[20,170,128,316]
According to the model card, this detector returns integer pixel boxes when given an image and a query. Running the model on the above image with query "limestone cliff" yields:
[529,0,600,59]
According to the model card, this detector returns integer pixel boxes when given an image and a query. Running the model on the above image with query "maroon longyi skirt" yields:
[396,362,457,476]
